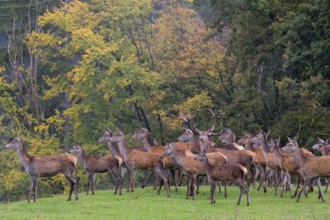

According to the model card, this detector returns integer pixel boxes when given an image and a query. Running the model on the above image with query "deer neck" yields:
[16,143,32,169]
[106,140,121,157]
[77,150,87,168]
[199,140,211,153]
[117,140,129,161]
[169,150,187,171]
[143,136,152,152]
[291,147,304,168]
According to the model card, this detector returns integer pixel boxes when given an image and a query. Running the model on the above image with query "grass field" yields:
[0,185,330,220]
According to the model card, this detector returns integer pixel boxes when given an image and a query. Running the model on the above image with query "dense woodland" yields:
[0,0,329,202]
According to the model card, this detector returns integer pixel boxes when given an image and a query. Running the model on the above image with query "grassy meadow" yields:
[0,185,329,220]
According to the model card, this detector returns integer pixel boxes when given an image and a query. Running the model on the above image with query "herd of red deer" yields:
[3,112,330,206]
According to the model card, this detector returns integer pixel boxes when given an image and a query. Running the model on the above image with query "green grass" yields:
[0,185,330,220]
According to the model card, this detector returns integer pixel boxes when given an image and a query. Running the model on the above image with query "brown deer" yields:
[312,138,330,192]
[69,145,123,195]
[5,137,78,202]
[160,142,205,199]
[131,128,179,191]
[98,128,144,187]
[238,132,267,191]
[197,129,255,186]
[109,131,171,197]
[283,137,330,202]
[250,131,283,196]
[194,153,250,205]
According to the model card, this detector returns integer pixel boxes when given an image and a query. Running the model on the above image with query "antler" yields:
[179,112,197,134]
[207,108,223,135]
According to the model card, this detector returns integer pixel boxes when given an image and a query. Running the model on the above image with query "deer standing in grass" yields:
[250,131,284,196]
[132,128,179,191]
[238,132,267,191]
[312,138,330,193]
[5,137,78,202]
[160,142,205,199]
[283,137,330,202]
[109,131,171,197]
[69,145,123,195]
[194,152,250,205]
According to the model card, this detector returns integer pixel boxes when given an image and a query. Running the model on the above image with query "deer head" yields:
[218,127,236,144]
[109,131,125,144]
[131,128,149,141]
[69,145,83,156]
[160,142,175,159]
[178,128,195,142]
[98,128,113,143]
[5,137,22,150]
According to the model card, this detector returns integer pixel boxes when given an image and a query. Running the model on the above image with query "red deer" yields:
[196,129,255,187]
[160,142,205,199]
[98,128,146,191]
[312,138,330,192]
[132,128,178,191]
[109,131,171,197]
[194,152,250,205]
[69,145,123,195]
[250,131,283,196]
[283,137,330,202]
[238,132,267,191]
[5,137,78,202]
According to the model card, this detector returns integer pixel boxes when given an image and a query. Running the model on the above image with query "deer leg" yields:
[210,182,216,204]
[246,168,253,187]
[186,176,191,199]
[33,178,38,202]
[154,163,171,198]
[294,177,301,197]
[297,178,311,202]
[66,177,74,201]
[196,175,202,194]
[111,167,122,195]
[286,173,295,198]
[325,177,329,193]
[65,170,78,201]
[170,169,179,192]
[218,181,222,193]
[86,173,92,195]
[91,173,96,195]
[251,166,257,188]
[191,175,197,200]
[178,171,185,186]
[125,164,134,192]
[28,176,35,203]
[237,187,243,205]
[316,177,325,202]
[142,170,153,189]
[274,171,279,196]
[224,181,227,198]
[128,166,136,192]
[282,172,295,198]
